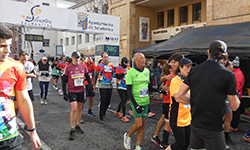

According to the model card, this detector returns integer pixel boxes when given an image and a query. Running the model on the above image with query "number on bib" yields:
[140,88,148,97]
[74,79,84,86]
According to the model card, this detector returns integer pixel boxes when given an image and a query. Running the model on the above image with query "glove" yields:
[41,72,45,76]
[159,90,167,96]
[63,93,69,101]
[135,105,144,114]
[45,73,49,77]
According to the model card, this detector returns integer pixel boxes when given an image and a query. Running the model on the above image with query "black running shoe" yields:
[151,136,162,147]
[75,125,84,134]
[69,130,75,140]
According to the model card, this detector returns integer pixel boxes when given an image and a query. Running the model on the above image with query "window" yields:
[193,3,201,21]
[167,9,174,26]
[93,34,96,42]
[66,38,69,46]
[94,7,98,13]
[78,35,82,44]
[157,12,164,28]
[85,34,89,43]
[42,2,49,6]
[180,6,188,24]
[60,39,63,45]
[71,36,75,45]
[103,4,108,14]
[43,39,50,47]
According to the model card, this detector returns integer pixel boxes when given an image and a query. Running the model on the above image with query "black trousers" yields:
[231,108,240,129]
[117,89,128,117]
[170,124,191,150]
[99,88,112,120]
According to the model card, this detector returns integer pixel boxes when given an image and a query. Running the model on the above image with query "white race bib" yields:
[104,66,112,72]
[74,79,84,86]
[183,104,191,108]
[88,73,92,78]
[140,88,148,97]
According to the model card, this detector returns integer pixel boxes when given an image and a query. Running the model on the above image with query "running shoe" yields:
[99,119,104,124]
[124,132,131,149]
[115,112,123,118]
[243,133,250,142]
[87,111,95,117]
[75,125,84,134]
[44,100,48,105]
[129,110,133,116]
[121,116,129,122]
[226,145,230,150]
[69,130,75,140]
[134,145,142,150]
[148,112,156,118]
[80,119,84,124]
[230,126,238,131]
[58,89,63,95]
[40,98,44,105]
[151,136,162,146]
[53,85,58,90]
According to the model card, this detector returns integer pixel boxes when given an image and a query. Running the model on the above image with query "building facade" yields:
[109,0,250,60]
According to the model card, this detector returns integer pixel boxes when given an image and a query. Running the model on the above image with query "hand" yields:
[63,94,69,101]
[165,75,172,81]
[45,73,49,77]
[30,131,41,150]
[135,105,144,113]
[41,72,45,76]
[93,87,96,93]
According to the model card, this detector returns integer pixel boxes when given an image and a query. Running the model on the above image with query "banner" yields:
[139,17,150,42]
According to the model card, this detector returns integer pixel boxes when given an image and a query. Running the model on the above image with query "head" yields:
[178,58,194,77]
[61,55,66,62]
[225,61,233,71]
[41,57,48,65]
[157,62,161,67]
[85,56,93,64]
[162,63,170,76]
[54,59,58,65]
[168,53,184,74]
[0,23,13,62]
[19,51,29,64]
[101,52,108,64]
[221,54,228,67]
[232,56,240,69]
[121,57,129,68]
[208,40,228,59]
[71,51,81,65]
[134,53,146,69]
[80,57,84,64]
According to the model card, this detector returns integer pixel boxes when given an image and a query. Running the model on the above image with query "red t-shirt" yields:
[57,61,69,75]
[163,74,176,103]
[64,63,88,93]
[84,61,95,85]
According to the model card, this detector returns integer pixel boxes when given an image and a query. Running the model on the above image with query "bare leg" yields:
[70,102,77,128]
[154,114,165,137]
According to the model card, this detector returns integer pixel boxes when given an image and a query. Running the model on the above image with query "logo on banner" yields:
[77,12,89,30]
[21,5,52,27]
[105,36,119,43]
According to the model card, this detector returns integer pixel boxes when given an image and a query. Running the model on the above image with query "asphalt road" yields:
[17,78,250,150]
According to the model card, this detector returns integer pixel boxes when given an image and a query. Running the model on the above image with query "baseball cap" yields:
[179,58,195,66]
[42,57,47,60]
[121,57,129,64]
[71,51,81,58]
[209,40,227,54]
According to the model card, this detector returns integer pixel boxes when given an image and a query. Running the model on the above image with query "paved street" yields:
[17,78,250,150]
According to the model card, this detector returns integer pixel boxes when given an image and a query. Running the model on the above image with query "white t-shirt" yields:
[24,61,35,91]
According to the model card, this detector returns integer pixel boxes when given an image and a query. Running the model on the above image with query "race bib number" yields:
[74,79,84,86]
[88,73,92,78]
[104,66,112,72]
[140,88,148,97]
[183,104,191,108]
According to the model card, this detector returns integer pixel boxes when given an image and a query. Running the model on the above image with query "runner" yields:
[114,57,130,122]
[84,56,96,117]
[152,53,183,149]
[62,51,93,140]
[124,53,150,150]
[175,40,240,150]
[51,59,60,90]
[93,52,114,124]
[165,58,194,150]
[0,23,41,150]
[57,55,69,95]
[36,56,52,105]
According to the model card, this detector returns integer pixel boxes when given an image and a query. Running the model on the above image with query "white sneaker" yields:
[124,132,131,149]
[53,85,58,90]
[134,146,142,150]
[44,100,48,105]
[40,98,44,105]
[58,89,63,95]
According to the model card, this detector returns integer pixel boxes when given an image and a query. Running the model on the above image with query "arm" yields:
[85,73,93,91]
[115,73,125,79]
[15,89,41,150]
[93,70,99,88]
[26,73,36,79]
[62,75,68,95]
[227,95,240,111]
[127,85,143,113]
[174,83,191,104]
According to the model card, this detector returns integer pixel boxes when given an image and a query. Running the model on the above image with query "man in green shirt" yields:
[124,53,150,150]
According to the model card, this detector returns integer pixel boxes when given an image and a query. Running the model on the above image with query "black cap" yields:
[209,40,227,54]
[121,57,129,64]
[179,58,195,66]
[71,51,81,58]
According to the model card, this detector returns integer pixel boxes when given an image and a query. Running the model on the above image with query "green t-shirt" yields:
[52,66,60,76]
[126,67,150,106]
